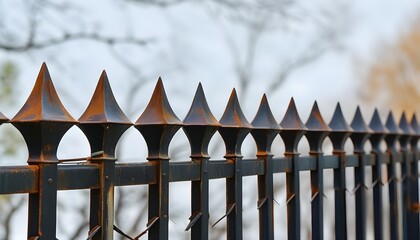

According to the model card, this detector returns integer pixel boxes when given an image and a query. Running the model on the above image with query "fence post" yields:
[368,109,386,240]
[11,63,76,239]
[279,98,307,240]
[349,107,371,240]
[329,103,351,240]
[385,112,401,240]
[409,114,420,240]
[305,102,330,240]
[183,83,220,240]
[78,71,132,239]
[398,113,414,240]
[250,94,280,240]
[135,78,183,240]
[219,89,251,240]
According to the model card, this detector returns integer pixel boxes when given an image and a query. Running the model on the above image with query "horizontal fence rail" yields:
[0,63,419,240]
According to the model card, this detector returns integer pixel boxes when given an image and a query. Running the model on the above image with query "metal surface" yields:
[0,65,419,240]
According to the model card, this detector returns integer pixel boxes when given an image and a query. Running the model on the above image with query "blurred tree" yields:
[362,17,420,116]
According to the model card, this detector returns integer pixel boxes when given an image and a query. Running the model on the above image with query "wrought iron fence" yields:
[0,63,419,240]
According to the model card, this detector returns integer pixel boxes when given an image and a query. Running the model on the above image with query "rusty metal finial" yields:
[398,112,415,150]
[328,103,352,151]
[384,111,401,150]
[410,114,420,148]
[11,63,76,162]
[250,94,281,155]
[279,98,307,153]
[305,101,330,153]
[219,88,251,158]
[183,83,220,158]
[368,109,387,150]
[135,78,183,160]
[349,106,371,153]
[78,71,132,158]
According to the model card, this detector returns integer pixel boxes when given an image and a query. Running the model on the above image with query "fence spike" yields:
[211,203,236,228]
[349,106,371,152]
[368,109,387,150]
[385,111,402,149]
[183,82,220,158]
[218,88,251,157]
[134,78,183,159]
[279,97,307,153]
[250,94,280,155]
[398,112,415,150]
[185,211,203,231]
[328,103,352,151]
[410,114,420,147]
[86,225,101,240]
[305,101,330,152]
[0,112,8,124]
[78,70,132,158]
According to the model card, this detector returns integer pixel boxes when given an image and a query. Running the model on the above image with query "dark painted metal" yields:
[409,114,420,240]
[10,63,77,240]
[78,71,132,240]
[305,102,330,240]
[183,83,220,240]
[368,109,387,240]
[329,103,351,240]
[385,111,402,240]
[218,89,251,240]
[398,112,414,240]
[251,94,280,240]
[135,78,183,240]
[350,106,371,240]
[279,98,307,240]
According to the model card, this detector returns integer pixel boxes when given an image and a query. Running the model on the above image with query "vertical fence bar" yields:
[250,95,280,240]
[305,102,330,240]
[349,107,371,240]
[398,113,414,240]
[135,79,183,240]
[409,114,420,239]
[11,63,76,239]
[218,89,251,240]
[329,103,351,240]
[183,83,220,240]
[78,71,132,239]
[369,109,386,240]
[279,98,307,240]
[385,112,401,240]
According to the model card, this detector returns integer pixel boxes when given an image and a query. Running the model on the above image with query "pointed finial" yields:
[410,114,420,148]
[218,89,251,158]
[398,112,414,150]
[11,63,76,162]
[11,62,76,122]
[0,112,9,124]
[78,71,132,158]
[279,98,307,153]
[368,109,387,150]
[183,83,220,158]
[384,111,401,150]
[134,78,183,160]
[250,94,281,155]
[305,101,330,152]
[349,106,371,153]
[328,103,352,151]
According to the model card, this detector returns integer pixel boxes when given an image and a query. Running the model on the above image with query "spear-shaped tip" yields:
[0,112,9,124]
[183,83,220,126]
[369,108,386,133]
[385,111,401,134]
[410,114,420,134]
[305,101,330,131]
[350,106,370,133]
[329,102,351,132]
[251,94,280,130]
[11,63,76,123]
[219,88,251,128]
[399,112,415,135]
[79,71,131,124]
[279,97,306,130]
[135,77,182,126]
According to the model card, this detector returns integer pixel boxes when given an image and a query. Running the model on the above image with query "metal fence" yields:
[0,63,419,240]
